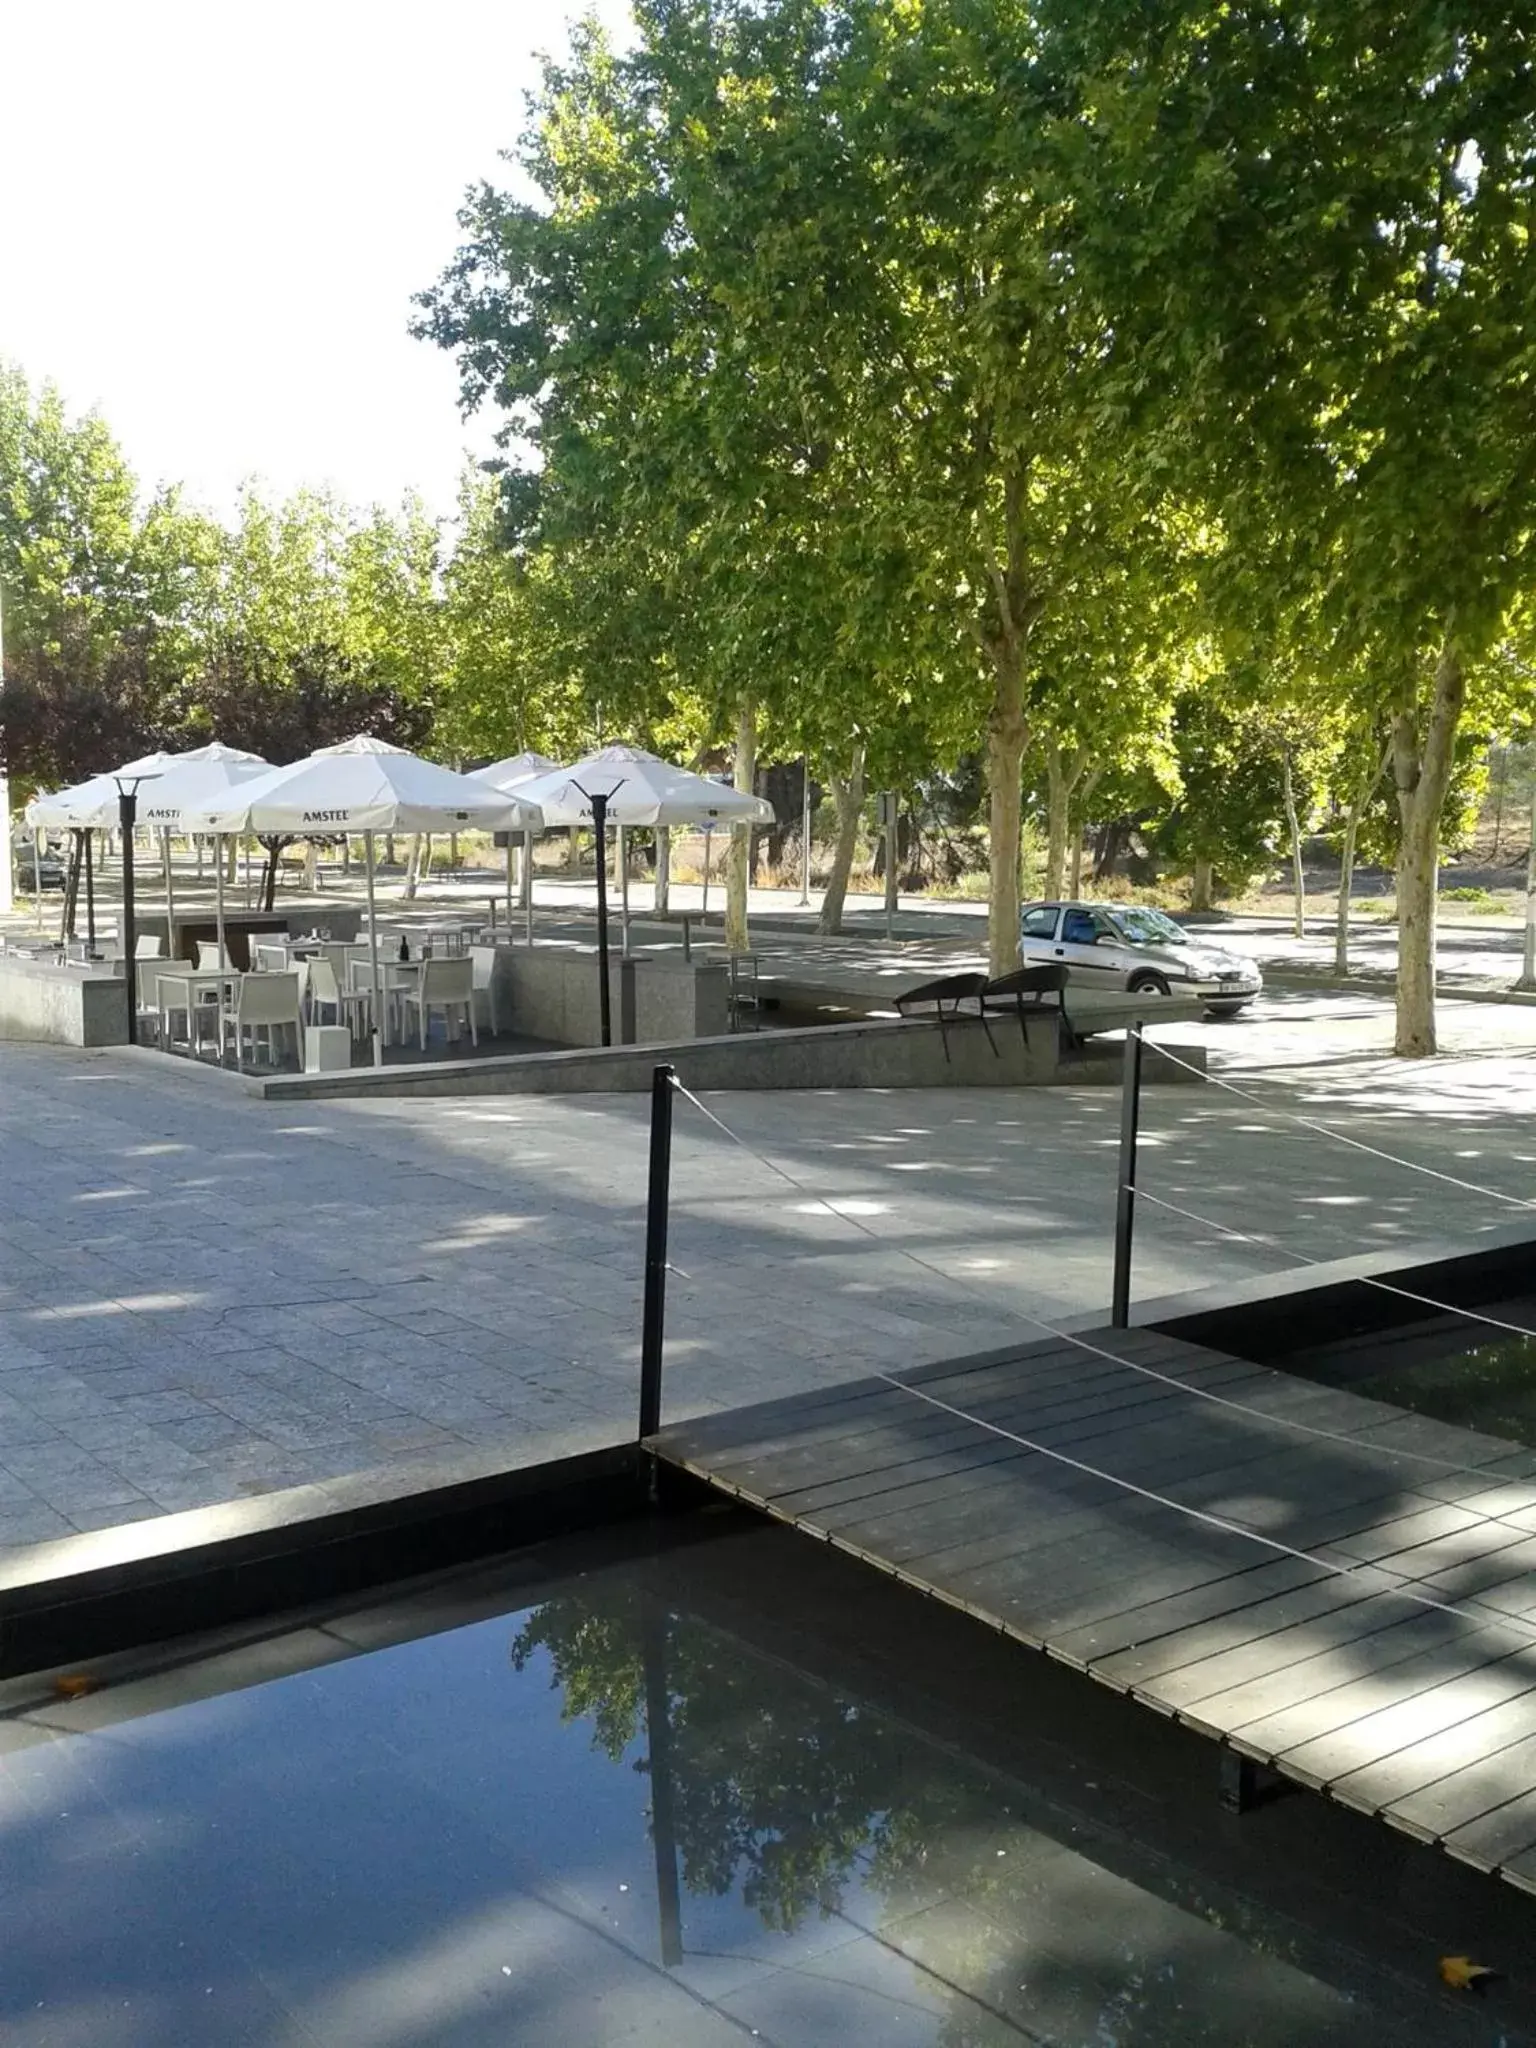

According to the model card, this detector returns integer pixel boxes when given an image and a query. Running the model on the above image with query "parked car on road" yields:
[1019,901,1262,1016]
[9,836,65,890]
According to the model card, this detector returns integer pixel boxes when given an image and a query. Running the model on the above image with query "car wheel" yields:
[1204,1000,1251,1019]
[1126,970,1171,997]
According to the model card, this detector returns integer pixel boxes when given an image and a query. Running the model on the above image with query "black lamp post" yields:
[573,778,626,1047]
[114,774,158,1045]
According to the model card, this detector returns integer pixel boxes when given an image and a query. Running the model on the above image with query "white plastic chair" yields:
[305,955,370,1037]
[221,971,303,1070]
[470,946,500,1037]
[136,934,163,958]
[195,941,232,969]
[398,957,477,1052]
[251,940,290,972]
[135,959,166,1043]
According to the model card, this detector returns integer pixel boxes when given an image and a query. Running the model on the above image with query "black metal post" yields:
[639,1063,676,1441]
[641,1604,684,1968]
[592,788,612,1047]
[117,786,139,1043]
[1111,1022,1144,1329]
[83,829,97,953]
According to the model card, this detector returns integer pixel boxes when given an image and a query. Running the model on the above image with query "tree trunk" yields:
[986,653,1029,976]
[655,824,671,915]
[816,744,866,936]
[1335,812,1361,978]
[303,840,318,891]
[1393,639,1468,1056]
[1281,752,1305,939]
[567,825,581,872]
[1067,767,1101,901]
[1521,775,1536,989]
[724,697,756,954]
[1334,744,1389,978]
[1042,741,1069,900]
[402,833,425,902]
[1190,857,1214,912]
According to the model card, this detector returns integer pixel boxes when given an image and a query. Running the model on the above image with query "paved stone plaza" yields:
[1,989,1535,1551]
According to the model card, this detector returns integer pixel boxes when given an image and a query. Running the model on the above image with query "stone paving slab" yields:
[1,989,1535,1552]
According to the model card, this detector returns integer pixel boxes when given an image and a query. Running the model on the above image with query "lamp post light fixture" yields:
[113,773,160,1044]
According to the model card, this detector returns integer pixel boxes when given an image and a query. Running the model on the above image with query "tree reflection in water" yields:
[508,1579,1418,2048]
[512,1580,981,1939]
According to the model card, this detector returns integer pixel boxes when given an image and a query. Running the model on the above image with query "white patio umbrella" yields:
[24,749,176,832]
[134,744,273,966]
[514,744,775,1041]
[28,744,272,962]
[183,735,538,1067]
[470,751,559,941]
[26,749,176,950]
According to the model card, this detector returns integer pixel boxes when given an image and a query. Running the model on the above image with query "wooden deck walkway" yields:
[649,1326,1536,1895]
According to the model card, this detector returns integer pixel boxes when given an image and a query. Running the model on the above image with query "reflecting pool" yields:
[1,1519,1528,2045]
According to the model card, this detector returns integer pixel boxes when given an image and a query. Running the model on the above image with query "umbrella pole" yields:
[619,824,631,956]
[32,832,42,931]
[365,830,384,1068]
[162,828,175,954]
[84,829,97,952]
[505,836,514,935]
[701,830,711,920]
[215,834,227,968]
[524,828,535,946]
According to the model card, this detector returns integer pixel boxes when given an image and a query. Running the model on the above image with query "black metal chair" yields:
[893,971,994,1061]
[980,962,1075,1047]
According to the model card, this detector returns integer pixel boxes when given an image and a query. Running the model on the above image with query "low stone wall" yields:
[0,955,128,1046]
[257,1013,1208,1102]
[491,942,729,1047]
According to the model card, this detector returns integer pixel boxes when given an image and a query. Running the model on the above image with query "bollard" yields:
[638,1063,676,1440]
[1111,1023,1144,1328]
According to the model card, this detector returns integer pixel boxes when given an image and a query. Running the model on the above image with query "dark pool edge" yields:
[1123,1215,1536,1358]
[0,1426,695,1679]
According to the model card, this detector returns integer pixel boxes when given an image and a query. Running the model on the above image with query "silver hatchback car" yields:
[1019,901,1263,1016]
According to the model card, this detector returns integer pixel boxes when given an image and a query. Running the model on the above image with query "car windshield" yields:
[1107,907,1188,947]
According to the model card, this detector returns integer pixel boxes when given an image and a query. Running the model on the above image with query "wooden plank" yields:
[654,1343,1238,1479]
[1182,1609,1488,1741]
[1228,1622,1534,1766]
[652,1331,1247,1465]
[1045,1557,1329,1666]
[1137,1597,1451,1724]
[1268,1649,1536,1790]
[1417,1534,1536,1615]
[947,1525,1264,1647]
[796,1409,1443,1543]
[712,1359,1249,1499]
[1442,1787,1536,1872]
[1500,1836,1536,1893]
[1091,1578,1391,1695]
[1380,1728,1536,1844]
[1417,1449,1536,1503]
[889,1492,1189,1604]
[1327,1685,1536,1818]
[1323,1521,1536,1590]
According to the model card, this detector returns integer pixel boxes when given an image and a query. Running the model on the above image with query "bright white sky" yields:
[0,0,631,525]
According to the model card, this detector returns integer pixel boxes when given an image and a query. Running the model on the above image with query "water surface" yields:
[1,1524,1526,2046]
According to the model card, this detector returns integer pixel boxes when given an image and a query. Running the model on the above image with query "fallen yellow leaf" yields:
[1439,1955,1496,1991]
[52,1674,101,1700]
